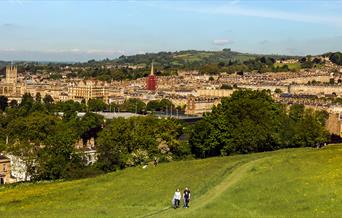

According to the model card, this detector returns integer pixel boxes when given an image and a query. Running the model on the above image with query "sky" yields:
[0,0,342,62]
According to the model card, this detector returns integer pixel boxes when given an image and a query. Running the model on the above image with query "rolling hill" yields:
[102,49,299,69]
[1,145,342,217]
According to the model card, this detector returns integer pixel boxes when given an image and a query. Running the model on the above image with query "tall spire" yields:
[150,61,154,76]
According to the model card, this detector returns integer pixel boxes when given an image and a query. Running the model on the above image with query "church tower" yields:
[6,65,17,84]
[146,61,157,91]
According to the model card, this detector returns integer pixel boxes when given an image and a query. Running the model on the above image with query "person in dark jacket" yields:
[183,187,191,208]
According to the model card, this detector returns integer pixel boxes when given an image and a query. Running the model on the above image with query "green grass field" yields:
[173,52,215,63]
[1,145,342,217]
[274,62,301,71]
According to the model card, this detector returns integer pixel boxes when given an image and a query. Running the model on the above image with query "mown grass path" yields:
[150,157,270,218]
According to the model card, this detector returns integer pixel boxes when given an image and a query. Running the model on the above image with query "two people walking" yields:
[172,187,191,209]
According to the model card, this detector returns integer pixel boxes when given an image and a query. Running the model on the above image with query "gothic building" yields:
[0,65,23,97]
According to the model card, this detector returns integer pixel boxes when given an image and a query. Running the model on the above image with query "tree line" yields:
[0,89,330,182]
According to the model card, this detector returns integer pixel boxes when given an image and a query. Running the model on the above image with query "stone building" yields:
[186,95,220,115]
[325,113,342,137]
[68,80,109,103]
[326,106,342,137]
[0,65,23,97]
[289,84,342,97]
[0,154,12,184]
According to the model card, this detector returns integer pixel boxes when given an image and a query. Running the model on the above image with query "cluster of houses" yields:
[1,60,342,184]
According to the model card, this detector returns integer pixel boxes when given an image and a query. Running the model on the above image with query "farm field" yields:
[274,62,301,71]
[1,145,342,218]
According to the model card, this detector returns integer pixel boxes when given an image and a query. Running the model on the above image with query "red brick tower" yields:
[146,62,157,91]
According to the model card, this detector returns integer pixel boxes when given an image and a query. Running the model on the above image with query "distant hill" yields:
[1,144,342,217]
[0,61,10,76]
[93,49,300,69]
[0,61,10,69]
[323,52,342,66]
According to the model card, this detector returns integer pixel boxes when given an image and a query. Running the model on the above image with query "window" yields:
[2,164,6,172]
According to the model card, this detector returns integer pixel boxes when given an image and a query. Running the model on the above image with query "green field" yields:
[173,52,216,63]
[274,62,301,71]
[1,145,342,217]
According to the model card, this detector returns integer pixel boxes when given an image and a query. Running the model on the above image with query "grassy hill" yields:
[98,49,298,69]
[1,145,342,217]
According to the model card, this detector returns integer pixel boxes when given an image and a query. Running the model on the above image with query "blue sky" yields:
[0,0,342,61]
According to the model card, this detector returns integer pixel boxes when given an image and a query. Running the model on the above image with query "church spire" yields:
[150,61,154,76]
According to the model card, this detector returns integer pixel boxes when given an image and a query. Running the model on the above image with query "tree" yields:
[189,119,220,158]
[220,84,233,90]
[121,98,146,114]
[35,122,81,180]
[43,94,54,105]
[190,90,330,158]
[274,88,282,94]
[289,104,305,122]
[159,99,174,112]
[96,116,185,171]
[6,112,83,180]
[9,99,18,108]
[19,93,35,116]
[35,92,42,102]
[96,118,132,171]
[329,78,335,84]
[78,112,104,144]
[291,109,329,147]
[54,100,86,121]
[190,90,284,157]
[146,100,161,112]
[7,112,60,180]
[88,98,107,112]
[0,95,8,111]
[146,99,175,113]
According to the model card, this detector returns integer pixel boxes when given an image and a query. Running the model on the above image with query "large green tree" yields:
[0,95,8,111]
[88,98,107,112]
[78,112,104,143]
[120,98,146,114]
[6,112,82,180]
[189,90,329,158]
[96,116,185,172]
[190,89,283,157]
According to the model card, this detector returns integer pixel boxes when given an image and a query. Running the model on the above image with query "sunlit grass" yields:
[1,145,342,218]
[274,62,301,70]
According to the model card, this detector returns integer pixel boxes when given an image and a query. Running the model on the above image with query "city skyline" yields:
[1,0,342,61]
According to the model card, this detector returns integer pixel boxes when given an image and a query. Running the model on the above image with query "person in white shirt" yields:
[173,188,181,208]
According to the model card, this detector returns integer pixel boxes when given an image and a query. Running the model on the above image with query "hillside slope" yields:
[1,145,342,218]
[91,49,298,69]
